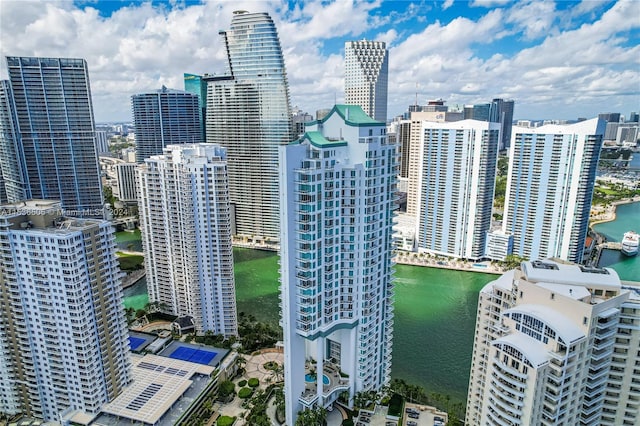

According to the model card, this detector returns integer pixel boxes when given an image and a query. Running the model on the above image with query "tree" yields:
[273,362,284,382]
[296,407,327,426]
[218,380,235,399]
[274,386,286,421]
[502,254,527,270]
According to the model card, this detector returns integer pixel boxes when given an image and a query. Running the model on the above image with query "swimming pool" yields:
[305,373,330,385]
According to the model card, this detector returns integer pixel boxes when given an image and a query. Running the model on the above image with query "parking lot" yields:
[402,403,447,426]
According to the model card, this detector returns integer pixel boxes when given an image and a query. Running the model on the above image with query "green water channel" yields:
[594,201,640,281]
[124,246,493,406]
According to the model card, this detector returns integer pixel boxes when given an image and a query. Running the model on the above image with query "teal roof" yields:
[300,131,347,148]
[307,104,386,127]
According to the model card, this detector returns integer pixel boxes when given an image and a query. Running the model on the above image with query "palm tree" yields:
[273,362,284,383]
[235,354,247,373]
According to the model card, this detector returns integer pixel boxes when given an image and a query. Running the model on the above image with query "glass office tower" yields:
[2,57,103,215]
[206,11,293,241]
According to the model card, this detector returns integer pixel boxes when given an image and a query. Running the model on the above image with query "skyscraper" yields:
[410,120,500,259]
[466,259,640,426]
[137,144,238,336]
[279,105,396,424]
[206,11,293,241]
[344,40,389,121]
[0,57,103,214]
[132,86,201,163]
[183,73,208,141]
[95,130,109,154]
[503,118,605,263]
[115,163,138,203]
[492,98,515,150]
[466,99,515,150]
[0,200,131,421]
[0,79,27,202]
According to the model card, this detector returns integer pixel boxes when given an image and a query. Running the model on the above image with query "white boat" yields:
[621,231,639,256]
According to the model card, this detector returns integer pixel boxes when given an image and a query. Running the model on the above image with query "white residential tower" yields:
[0,200,131,422]
[503,118,605,262]
[466,259,640,425]
[137,144,238,336]
[409,120,500,259]
[280,105,397,424]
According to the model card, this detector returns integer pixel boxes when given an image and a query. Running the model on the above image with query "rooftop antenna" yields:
[415,82,418,107]
[334,92,337,106]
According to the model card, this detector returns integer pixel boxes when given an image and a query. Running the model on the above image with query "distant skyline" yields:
[0,0,638,122]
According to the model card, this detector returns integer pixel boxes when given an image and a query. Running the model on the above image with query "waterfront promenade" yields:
[590,195,640,226]
[395,251,503,275]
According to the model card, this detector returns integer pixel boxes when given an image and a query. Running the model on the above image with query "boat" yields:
[621,231,639,256]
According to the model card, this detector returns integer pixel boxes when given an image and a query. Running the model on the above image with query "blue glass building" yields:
[132,86,201,163]
[0,57,103,215]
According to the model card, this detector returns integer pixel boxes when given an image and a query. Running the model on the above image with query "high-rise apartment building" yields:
[115,163,138,203]
[0,80,27,202]
[409,120,500,259]
[205,11,293,241]
[0,57,103,214]
[279,105,396,424]
[132,86,201,163]
[466,259,640,426]
[503,118,605,263]
[137,144,237,336]
[0,200,131,422]
[344,40,389,122]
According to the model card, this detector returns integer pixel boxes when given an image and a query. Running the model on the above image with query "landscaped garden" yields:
[116,252,144,271]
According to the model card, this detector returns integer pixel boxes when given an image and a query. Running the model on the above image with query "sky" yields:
[0,0,638,123]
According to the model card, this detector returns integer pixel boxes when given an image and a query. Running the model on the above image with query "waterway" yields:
[123,246,493,406]
[594,201,640,281]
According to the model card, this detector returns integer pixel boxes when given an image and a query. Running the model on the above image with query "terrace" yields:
[299,361,350,406]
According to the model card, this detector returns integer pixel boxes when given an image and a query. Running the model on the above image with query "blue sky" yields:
[1,0,638,122]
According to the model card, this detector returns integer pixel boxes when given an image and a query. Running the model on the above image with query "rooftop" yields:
[99,354,215,425]
[505,304,586,345]
[299,131,347,148]
[493,332,549,368]
[306,104,386,127]
[522,260,621,291]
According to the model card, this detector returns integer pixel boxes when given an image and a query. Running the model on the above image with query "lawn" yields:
[116,252,144,271]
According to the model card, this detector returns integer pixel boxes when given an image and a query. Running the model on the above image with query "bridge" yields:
[110,215,139,228]
[599,242,622,251]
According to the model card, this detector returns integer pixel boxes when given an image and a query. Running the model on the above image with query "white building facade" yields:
[279,105,396,424]
[0,200,131,422]
[137,144,237,336]
[345,41,389,122]
[466,259,640,426]
[410,120,500,259]
[503,118,605,263]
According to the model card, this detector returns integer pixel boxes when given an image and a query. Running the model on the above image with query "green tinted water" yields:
[123,246,493,405]
[594,202,640,281]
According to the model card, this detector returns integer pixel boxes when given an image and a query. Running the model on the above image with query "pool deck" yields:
[300,362,350,405]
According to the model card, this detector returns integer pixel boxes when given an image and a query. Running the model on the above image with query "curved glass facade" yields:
[206,11,293,241]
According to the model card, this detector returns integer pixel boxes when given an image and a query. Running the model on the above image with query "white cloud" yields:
[505,0,557,40]
[470,0,512,8]
[442,0,455,11]
[0,0,637,122]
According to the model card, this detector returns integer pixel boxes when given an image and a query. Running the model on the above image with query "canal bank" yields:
[594,201,640,281]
